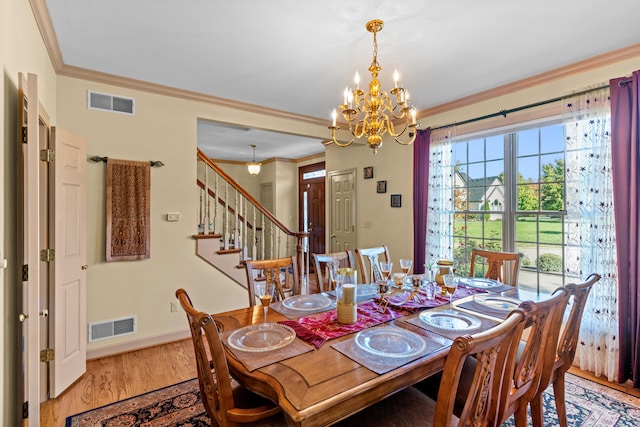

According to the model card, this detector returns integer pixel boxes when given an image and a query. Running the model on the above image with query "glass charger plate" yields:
[354,326,426,358]
[419,310,482,332]
[227,323,296,353]
[459,277,502,289]
[473,294,521,311]
[282,294,332,311]
[357,284,378,297]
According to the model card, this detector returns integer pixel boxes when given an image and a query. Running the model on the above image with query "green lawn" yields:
[455,217,562,245]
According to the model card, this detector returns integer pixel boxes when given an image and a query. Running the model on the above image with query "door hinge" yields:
[40,149,55,163]
[22,264,28,281]
[22,401,28,419]
[40,249,55,262]
[22,126,28,144]
[40,348,55,363]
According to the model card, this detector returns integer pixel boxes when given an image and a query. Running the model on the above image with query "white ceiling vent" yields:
[87,90,135,115]
[88,316,137,342]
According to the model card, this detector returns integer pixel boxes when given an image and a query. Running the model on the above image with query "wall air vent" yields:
[87,90,135,115]
[88,316,137,342]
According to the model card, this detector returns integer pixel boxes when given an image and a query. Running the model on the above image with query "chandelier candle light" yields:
[329,19,418,154]
[247,144,261,175]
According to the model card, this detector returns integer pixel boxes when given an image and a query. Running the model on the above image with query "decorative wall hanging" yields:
[391,194,402,208]
[106,158,151,261]
[364,166,374,179]
[377,180,387,193]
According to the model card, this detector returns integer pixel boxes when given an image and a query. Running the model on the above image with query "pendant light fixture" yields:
[247,144,261,175]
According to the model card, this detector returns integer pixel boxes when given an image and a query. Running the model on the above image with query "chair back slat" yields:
[355,245,391,284]
[470,248,522,286]
[245,257,300,306]
[312,251,355,292]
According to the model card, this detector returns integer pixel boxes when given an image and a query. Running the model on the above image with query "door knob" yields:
[18,313,28,322]
[40,309,49,317]
[330,234,336,238]
[82,265,88,270]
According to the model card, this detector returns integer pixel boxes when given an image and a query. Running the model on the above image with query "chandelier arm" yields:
[392,124,419,145]
[330,127,355,147]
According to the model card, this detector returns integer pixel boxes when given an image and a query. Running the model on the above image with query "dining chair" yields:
[175,289,283,427]
[495,287,571,427]
[469,248,523,286]
[355,245,391,284]
[245,257,299,306]
[341,310,527,427]
[312,250,355,292]
[530,273,601,427]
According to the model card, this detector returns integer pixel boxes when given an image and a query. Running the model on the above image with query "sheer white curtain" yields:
[563,86,619,381]
[426,127,456,265]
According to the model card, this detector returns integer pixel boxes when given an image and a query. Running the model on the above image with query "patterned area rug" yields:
[65,374,640,426]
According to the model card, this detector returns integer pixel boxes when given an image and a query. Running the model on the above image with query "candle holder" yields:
[337,268,357,324]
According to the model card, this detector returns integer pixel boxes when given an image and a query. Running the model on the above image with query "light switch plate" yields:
[167,212,180,221]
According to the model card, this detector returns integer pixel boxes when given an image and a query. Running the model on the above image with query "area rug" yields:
[66,374,640,426]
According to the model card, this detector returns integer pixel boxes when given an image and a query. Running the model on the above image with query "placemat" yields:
[330,326,451,374]
[221,331,314,372]
[400,309,501,341]
[455,300,514,320]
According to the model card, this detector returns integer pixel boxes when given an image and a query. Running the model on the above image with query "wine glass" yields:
[443,274,459,311]
[255,282,275,326]
[380,262,393,281]
[400,259,413,275]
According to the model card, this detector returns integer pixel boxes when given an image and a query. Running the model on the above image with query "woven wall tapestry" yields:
[106,158,151,261]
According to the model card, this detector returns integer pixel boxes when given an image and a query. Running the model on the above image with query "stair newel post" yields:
[295,232,308,295]
[213,172,218,234]
[242,195,248,261]
[260,214,265,261]
[223,182,229,250]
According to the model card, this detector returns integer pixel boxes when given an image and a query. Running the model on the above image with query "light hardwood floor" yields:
[40,339,197,427]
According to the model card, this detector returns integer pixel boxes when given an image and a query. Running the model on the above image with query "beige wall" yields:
[1,0,59,424]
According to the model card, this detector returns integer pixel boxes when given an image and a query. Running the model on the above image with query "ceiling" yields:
[44,0,640,162]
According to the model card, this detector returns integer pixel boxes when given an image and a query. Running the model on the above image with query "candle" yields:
[411,108,416,124]
[343,87,349,105]
[331,109,337,127]
[354,72,360,90]
[342,284,355,304]
[393,69,399,88]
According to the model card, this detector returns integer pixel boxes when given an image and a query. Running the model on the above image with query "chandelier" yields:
[329,19,418,155]
[247,144,261,175]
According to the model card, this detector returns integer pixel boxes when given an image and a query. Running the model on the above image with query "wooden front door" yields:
[299,163,325,259]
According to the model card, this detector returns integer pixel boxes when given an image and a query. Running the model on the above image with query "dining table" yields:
[212,280,546,427]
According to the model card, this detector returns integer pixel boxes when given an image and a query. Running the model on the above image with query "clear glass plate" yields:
[227,323,296,352]
[474,294,521,311]
[419,311,482,331]
[354,326,426,358]
[459,277,502,288]
[282,294,332,311]
[357,284,378,297]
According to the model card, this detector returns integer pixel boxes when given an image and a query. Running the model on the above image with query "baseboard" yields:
[87,329,191,360]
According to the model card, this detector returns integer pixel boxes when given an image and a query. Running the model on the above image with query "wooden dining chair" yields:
[175,289,283,427]
[312,250,355,292]
[530,273,601,427]
[469,248,523,286]
[341,310,527,427]
[495,287,571,427]
[355,245,391,284]
[245,257,299,306]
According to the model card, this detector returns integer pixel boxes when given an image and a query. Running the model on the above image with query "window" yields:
[448,123,567,293]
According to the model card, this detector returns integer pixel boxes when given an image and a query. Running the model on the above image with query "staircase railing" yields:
[196,149,308,282]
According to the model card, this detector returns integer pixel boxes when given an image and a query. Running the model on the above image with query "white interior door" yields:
[50,127,87,397]
[329,169,356,253]
[19,72,41,426]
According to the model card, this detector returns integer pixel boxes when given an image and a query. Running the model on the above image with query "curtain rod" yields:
[430,83,610,131]
[89,156,165,167]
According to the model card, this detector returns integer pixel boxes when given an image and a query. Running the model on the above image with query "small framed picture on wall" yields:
[364,166,374,179]
[391,194,402,207]
[377,180,387,193]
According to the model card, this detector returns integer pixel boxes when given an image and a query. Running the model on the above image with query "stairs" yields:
[194,234,247,286]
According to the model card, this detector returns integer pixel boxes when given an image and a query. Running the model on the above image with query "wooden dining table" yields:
[212,285,540,427]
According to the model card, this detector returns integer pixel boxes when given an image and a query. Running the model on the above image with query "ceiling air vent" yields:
[87,90,135,115]
[88,316,137,342]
